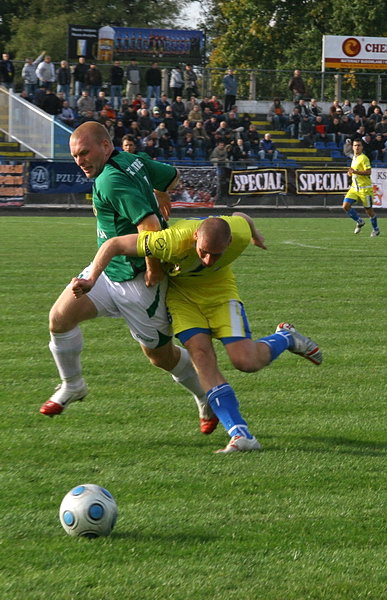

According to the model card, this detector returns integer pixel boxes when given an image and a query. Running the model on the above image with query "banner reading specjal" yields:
[322,35,387,70]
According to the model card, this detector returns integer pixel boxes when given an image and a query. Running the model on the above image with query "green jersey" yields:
[93,150,177,282]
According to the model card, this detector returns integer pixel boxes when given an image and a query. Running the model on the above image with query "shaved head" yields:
[194,218,232,266]
[70,121,112,145]
[70,122,113,179]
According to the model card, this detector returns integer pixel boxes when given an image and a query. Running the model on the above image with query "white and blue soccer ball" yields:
[59,484,118,538]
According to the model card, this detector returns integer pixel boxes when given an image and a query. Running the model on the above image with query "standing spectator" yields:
[110,60,124,110]
[223,68,237,112]
[125,58,141,102]
[85,64,102,99]
[288,69,305,102]
[145,62,161,108]
[73,56,89,101]
[0,52,15,90]
[183,64,198,100]
[258,133,278,161]
[169,65,184,101]
[342,139,380,237]
[21,52,45,98]
[56,60,71,101]
[36,55,56,90]
[41,88,62,115]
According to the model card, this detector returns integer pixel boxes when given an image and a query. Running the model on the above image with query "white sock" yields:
[49,327,84,387]
[169,346,215,420]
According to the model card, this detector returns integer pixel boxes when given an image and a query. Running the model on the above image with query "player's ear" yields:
[193,230,198,241]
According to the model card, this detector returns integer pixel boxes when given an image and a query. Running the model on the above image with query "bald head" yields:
[194,218,231,267]
[70,121,112,146]
[70,122,114,179]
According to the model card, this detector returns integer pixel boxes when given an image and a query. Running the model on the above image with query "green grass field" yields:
[0,215,385,600]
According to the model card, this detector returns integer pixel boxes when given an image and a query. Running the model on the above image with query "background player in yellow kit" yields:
[342,139,380,237]
[71,214,322,453]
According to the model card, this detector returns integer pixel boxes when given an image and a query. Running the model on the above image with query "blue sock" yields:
[207,383,253,439]
[257,331,292,361]
[370,216,378,230]
[347,207,361,222]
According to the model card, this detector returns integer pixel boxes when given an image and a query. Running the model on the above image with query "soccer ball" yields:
[59,483,118,538]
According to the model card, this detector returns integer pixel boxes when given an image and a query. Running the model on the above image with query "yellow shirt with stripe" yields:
[350,153,372,191]
[137,215,252,306]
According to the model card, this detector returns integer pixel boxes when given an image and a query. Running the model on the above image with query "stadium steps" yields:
[0,135,35,159]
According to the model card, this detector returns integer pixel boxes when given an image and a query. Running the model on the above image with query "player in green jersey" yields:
[342,139,380,237]
[71,214,322,453]
[40,122,217,433]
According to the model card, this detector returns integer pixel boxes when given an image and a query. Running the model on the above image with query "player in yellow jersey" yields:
[71,214,322,454]
[342,139,380,237]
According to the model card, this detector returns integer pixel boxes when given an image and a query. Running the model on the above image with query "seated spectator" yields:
[375,116,387,137]
[367,106,383,126]
[224,110,244,134]
[353,98,366,119]
[77,90,95,117]
[19,90,32,103]
[352,125,367,141]
[42,89,62,115]
[243,123,260,155]
[58,100,76,127]
[151,106,163,128]
[343,138,353,160]
[202,106,213,121]
[366,100,382,118]
[361,133,374,160]
[239,112,251,132]
[337,115,353,143]
[267,98,287,131]
[137,108,153,136]
[215,120,235,143]
[371,133,386,161]
[142,136,159,159]
[102,102,117,121]
[192,121,210,158]
[342,99,352,118]
[132,93,144,112]
[95,90,107,112]
[308,98,322,120]
[295,98,311,118]
[210,140,229,165]
[121,134,138,153]
[328,100,342,119]
[33,85,47,108]
[228,138,250,163]
[154,122,174,158]
[200,96,212,113]
[188,104,203,126]
[121,105,137,129]
[327,117,342,146]
[180,131,197,159]
[298,115,314,147]
[163,108,179,144]
[171,95,187,123]
[177,119,193,147]
[155,93,171,115]
[287,107,301,138]
[313,115,329,144]
[259,133,278,160]
[204,115,219,147]
[78,109,97,124]
[209,95,223,116]
[113,119,127,147]
[104,118,115,141]
[186,95,200,113]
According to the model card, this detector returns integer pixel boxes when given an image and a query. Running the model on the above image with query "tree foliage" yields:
[1,0,190,60]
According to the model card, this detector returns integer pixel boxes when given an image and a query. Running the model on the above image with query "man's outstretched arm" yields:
[232,212,267,249]
[71,234,140,297]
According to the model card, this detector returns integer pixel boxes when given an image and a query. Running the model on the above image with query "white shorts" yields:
[75,264,172,349]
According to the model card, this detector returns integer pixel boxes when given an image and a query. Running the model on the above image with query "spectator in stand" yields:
[137,108,153,136]
[352,125,367,141]
[56,60,71,101]
[155,93,170,116]
[328,100,342,119]
[259,133,278,161]
[361,133,374,160]
[353,98,366,119]
[188,104,203,126]
[342,99,352,118]
[180,131,197,159]
[110,61,124,110]
[267,98,287,131]
[224,110,244,134]
[41,88,62,115]
[102,102,117,121]
[78,109,97,124]
[95,90,107,112]
[366,100,381,118]
[223,68,237,112]
[210,140,229,165]
[327,116,342,146]
[192,121,210,158]
[215,120,235,145]
[22,52,45,98]
[154,122,173,158]
[202,106,213,122]
[295,98,311,118]
[125,58,141,102]
[375,116,387,138]
[171,95,188,123]
[288,69,305,102]
[367,106,383,126]
[239,112,251,132]
[313,115,330,145]
[371,133,385,162]
[76,89,95,118]
[183,64,198,99]
[308,98,323,120]
[85,64,102,99]
[103,118,115,141]
[131,93,143,113]
[163,107,179,144]
[244,123,260,156]
[121,104,137,129]
[73,56,88,101]
[337,115,353,144]
[127,121,143,148]
[228,137,249,164]
[209,95,223,116]
[200,96,212,113]
[205,115,220,148]
[287,106,301,138]
[169,65,184,101]
[36,55,56,90]
[33,85,47,108]
[178,119,193,145]
[58,99,76,128]
[343,138,353,160]
[151,106,163,128]
[145,62,161,108]
[121,134,138,153]
[0,52,15,90]
[142,135,159,159]
[113,119,127,147]
[298,115,314,147]
[382,139,387,163]
[97,108,109,125]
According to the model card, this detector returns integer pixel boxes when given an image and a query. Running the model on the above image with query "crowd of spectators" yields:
[1,52,387,165]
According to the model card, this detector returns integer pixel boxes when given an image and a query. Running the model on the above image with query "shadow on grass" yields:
[263,434,386,456]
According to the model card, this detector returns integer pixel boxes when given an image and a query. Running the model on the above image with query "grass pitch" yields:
[0,215,385,600]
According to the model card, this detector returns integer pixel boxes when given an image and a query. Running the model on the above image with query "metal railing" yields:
[0,86,72,159]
